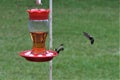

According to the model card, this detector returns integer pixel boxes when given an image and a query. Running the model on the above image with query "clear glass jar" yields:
[28,19,49,54]
[27,9,50,54]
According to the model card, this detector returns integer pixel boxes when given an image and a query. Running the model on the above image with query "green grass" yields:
[0,0,119,80]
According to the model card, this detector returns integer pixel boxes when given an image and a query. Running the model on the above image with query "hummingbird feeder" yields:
[19,1,64,80]
[19,7,60,62]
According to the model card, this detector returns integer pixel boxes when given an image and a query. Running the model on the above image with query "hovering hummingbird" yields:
[54,44,64,53]
[83,32,94,45]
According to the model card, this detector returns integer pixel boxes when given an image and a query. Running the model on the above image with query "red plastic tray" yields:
[19,50,58,62]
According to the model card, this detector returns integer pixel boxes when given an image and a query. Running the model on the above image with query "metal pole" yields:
[35,0,52,80]
[49,0,53,80]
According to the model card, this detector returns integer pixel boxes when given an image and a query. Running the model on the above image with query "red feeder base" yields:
[19,50,58,62]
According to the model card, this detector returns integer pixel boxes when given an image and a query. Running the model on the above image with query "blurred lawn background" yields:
[0,0,119,80]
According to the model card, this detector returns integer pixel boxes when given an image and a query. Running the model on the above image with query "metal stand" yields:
[36,0,53,80]
[49,0,53,80]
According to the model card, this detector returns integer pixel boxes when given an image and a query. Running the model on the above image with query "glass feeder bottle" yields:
[27,9,50,54]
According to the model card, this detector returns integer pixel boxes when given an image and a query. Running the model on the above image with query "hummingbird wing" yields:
[55,44,64,53]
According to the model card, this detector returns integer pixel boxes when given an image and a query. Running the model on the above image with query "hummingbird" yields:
[54,44,64,53]
[83,32,94,45]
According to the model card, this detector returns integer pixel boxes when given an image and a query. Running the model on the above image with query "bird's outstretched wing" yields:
[54,44,64,53]
[83,32,94,44]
